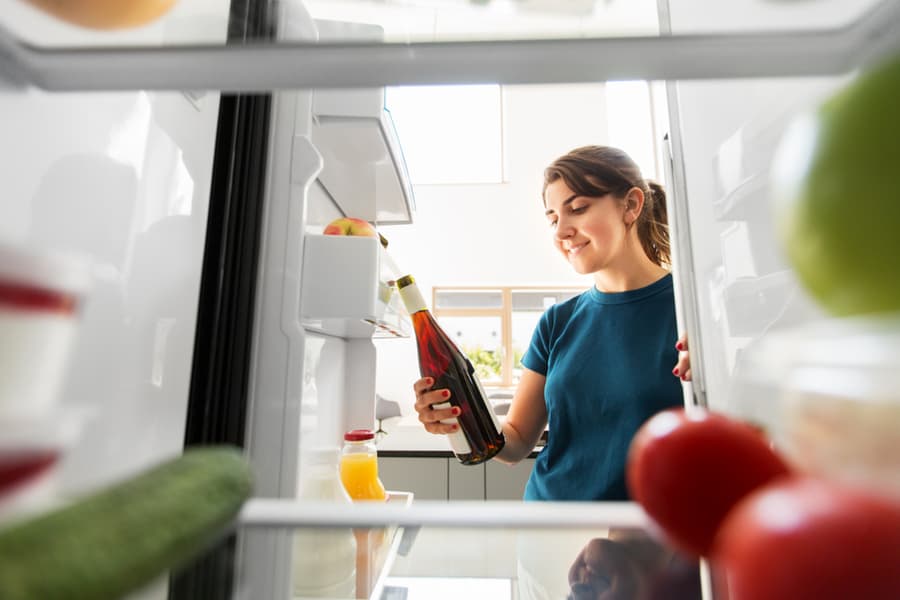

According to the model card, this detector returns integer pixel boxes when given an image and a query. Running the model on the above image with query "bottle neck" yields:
[397,279,428,314]
[344,439,376,451]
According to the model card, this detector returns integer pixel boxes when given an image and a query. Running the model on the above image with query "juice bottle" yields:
[340,429,386,502]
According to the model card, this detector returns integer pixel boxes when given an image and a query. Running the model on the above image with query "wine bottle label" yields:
[432,401,472,455]
[396,280,427,315]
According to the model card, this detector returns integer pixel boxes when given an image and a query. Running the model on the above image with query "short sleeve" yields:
[520,307,553,376]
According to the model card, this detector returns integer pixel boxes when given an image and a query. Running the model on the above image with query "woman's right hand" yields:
[413,376,461,435]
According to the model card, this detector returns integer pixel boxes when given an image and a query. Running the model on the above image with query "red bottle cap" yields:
[344,429,376,442]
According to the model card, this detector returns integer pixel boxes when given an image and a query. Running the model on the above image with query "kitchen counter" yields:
[375,416,456,456]
[375,415,544,458]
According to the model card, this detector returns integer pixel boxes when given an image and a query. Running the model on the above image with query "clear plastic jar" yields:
[737,315,900,499]
[340,429,386,502]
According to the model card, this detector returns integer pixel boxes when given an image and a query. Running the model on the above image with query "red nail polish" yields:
[441,390,450,398]
[673,367,679,376]
[452,407,461,416]
[676,342,684,351]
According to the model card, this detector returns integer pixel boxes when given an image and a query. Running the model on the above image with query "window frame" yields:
[432,285,584,388]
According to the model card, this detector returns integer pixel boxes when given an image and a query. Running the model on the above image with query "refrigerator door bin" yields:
[311,103,415,225]
[300,234,410,339]
[310,19,415,225]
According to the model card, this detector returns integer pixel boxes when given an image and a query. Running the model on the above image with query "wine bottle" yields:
[396,275,505,465]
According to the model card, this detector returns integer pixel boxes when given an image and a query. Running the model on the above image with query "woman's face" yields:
[544,178,629,275]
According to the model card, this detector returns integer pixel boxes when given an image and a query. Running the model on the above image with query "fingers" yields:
[673,357,691,381]
[673,334,692,382]
[412,377,460,435]
[412,376,435,395]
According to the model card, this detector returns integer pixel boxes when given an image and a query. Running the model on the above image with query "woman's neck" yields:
[592,242,669,293]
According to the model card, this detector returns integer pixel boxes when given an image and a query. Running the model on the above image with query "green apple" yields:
[772,54,900,316]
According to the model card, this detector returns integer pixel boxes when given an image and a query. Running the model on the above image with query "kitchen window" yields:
[385,84,504,185]
[432,286,583,387]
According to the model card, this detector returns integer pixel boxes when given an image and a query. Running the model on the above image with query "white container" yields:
[292,447,357,599]
[0,242,90,417]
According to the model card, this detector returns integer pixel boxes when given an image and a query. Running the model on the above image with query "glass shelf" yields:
[0,0,897,91]
[233,498,703,600]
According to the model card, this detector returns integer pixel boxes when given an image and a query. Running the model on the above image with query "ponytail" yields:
[638,181,671,268]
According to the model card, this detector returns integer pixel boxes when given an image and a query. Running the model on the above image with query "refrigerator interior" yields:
[0,1,898,600]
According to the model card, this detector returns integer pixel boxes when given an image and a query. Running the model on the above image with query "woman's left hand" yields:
[673,334,691,382]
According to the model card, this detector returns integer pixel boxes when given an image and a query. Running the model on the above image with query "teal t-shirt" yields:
[520,274,682,501]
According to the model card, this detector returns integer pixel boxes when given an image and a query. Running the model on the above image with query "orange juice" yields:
[340,453,386,501]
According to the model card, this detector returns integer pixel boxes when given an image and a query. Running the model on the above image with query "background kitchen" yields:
[370,78,669,499]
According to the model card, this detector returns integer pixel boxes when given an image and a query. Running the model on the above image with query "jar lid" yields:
[344,429,375,441]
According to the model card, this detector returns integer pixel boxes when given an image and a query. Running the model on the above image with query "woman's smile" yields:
[566,242,588,257]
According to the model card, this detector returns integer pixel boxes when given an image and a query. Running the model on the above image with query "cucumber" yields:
[0,445,253,600]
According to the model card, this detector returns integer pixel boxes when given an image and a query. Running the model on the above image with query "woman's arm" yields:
[494,367,548,465]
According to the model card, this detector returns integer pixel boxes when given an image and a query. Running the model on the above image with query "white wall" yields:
[374,83,623,414]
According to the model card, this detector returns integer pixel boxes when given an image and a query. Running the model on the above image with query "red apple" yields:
[323,217,388,248]
[323,217,377,237]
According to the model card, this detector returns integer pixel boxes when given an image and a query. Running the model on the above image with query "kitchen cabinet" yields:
[486,459,535,501]
[380,455,536,501]
[379,457,448,501]
[448,459,484,500]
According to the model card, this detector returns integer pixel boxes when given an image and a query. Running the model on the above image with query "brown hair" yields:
[542,145,671,267]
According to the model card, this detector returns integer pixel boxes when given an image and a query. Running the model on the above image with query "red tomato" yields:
[626,408,791,557]
[712,477,900,600]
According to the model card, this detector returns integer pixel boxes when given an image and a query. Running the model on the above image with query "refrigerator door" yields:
[660,0,865,428]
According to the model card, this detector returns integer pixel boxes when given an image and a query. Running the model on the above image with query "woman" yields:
[413,145,691,501]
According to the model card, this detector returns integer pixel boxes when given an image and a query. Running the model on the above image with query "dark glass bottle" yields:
[396,275,505,465]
